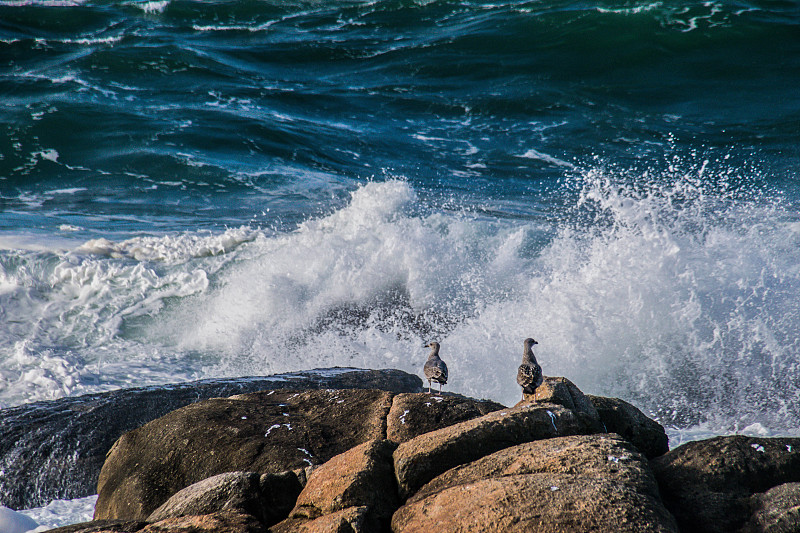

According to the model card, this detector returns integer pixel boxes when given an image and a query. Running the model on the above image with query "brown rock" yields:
[588,394,669,459]
[47,513,264,533]
[391,473,678,533]
[140,511,265,532]
[517,377,603,432]
[291,439,399,521]
[271,506,375,533]
[393,402,596,499]
[95,389,393,521]
[652,436,800,533]
[386,393,504,443]
[745,482,800,533]
[410,433,661,503]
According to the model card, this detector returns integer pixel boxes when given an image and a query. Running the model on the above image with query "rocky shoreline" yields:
[0,368,419,510]
[4,368,799,532]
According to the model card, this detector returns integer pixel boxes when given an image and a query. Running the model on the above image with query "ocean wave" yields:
[149,177,798,438]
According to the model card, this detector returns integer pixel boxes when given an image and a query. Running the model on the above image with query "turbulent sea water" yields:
[2,0,800,470]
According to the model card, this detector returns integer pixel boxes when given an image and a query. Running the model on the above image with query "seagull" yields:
[517,337,543,399]
[423,341,448,394]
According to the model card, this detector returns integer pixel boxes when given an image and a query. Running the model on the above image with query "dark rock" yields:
[0,368,422,510]
[45,512,265,533]
[259,469,308,526]
[290,439,398,523]
[386,393,504,443]
[44,520,147,533]
[270,506,375,533]
[95,388,393,521]
[139,511,266,533]
[588,394,669,459]
[146,472,264,523]
[144,469,305,527]
[393,402,598,499]
[652,436,800,533]
[744,482,800,533]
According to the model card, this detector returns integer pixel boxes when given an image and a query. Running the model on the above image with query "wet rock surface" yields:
[0,368,422,510]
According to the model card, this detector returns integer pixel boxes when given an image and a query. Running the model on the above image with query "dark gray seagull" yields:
[423,341,448,393]
[517,337,543,398]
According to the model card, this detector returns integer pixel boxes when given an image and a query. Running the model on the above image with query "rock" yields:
[271,506,375,533]
[146,472,263,523]
[145,469,305,527]
[745,482,800,533]
[391,473,678,532]
[0,368,422,510]
[395,434,678,532]
[95,389,393,521]
[44,520,147,533]
[652,436,800,533]
[140,511,265,533]
[259,469,309,526]
[386,393,504,443]
[588,395,669,459]
[393,402,597,499]
[291,439,398,523]
[410,433,661,503]
[518,377,603,432]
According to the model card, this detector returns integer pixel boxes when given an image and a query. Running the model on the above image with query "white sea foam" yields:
[17,495,96,531]
[133,0,169,13]
[0,506,40,533]
[1,177,799,442]
[517,148,576,169]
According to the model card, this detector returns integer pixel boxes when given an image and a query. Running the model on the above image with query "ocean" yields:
[2,0,800,523]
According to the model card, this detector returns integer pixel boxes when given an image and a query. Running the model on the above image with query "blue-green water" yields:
[1,0,800,442]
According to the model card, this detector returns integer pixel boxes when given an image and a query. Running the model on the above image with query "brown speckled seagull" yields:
[517,337,543,399]
[423,341,448,394]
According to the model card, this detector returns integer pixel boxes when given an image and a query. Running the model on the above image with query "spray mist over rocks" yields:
[1,175,799,444]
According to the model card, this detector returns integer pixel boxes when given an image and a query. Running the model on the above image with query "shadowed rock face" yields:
[745,482,800,533]
[94,388,395,521]
[587,394,669,459]
[143,470,308,528]
[0,368,422,510]
[652,435,800,533]
[386,393,505,444]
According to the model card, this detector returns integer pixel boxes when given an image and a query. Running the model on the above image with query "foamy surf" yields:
[1,176,799,443]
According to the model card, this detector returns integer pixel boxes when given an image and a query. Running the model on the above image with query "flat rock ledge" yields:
[43,373,800,533]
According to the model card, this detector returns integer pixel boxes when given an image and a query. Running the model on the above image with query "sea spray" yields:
[1,175,799,442]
